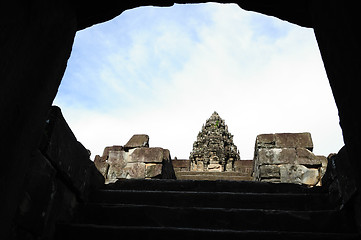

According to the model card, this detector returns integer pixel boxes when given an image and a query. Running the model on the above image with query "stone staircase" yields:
[55,179,360,240]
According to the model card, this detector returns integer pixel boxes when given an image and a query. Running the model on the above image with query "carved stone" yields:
[189,112,240,172]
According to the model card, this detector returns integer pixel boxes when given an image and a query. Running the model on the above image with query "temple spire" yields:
[189,111,240,172]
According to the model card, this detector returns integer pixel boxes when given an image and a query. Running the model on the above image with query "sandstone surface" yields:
[124,134,149,150]
[253,132,326,186]
[95,135,175,182]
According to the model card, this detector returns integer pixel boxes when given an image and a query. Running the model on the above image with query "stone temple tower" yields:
[189,111,240,172]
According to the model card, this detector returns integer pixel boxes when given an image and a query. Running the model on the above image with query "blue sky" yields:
[54,3,343,159]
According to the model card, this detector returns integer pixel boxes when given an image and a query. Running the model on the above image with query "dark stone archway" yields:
[1,0,361,238]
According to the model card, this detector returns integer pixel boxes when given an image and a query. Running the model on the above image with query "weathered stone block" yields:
[295,148,322,166]
[302,168,320,185]
[42,106,104,200]
[317,155,328,183]
[254,132,326,186]
[122,163,146,178]
[280,164,320,185]
[104,146,175,180]
[257,148,296,165]
[172,159,191,172]
[102,145,123,159]
[105,150,129,181]
[129,147,164,163]
[94,155,109,177]
[15,150,57,237]
[256,134,276,148]
[161,149,176,179]
[274,133,313,150]
[318,155,328,168]
[108,162,146,179]
[259,165,280,178]
[124,134,149,150]
[48,178,78,224]
[145,163,162,178]
[108,150,127,165]
[322,147,357,207]
[256,132,313,150]
[234,160,253,173]
[280,164,300,184]
[107,163,124,179]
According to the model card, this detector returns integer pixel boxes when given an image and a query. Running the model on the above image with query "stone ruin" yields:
[94,130,328,186]
[189,111,240,172]
[94,134,175,183]
[253,132,327,186]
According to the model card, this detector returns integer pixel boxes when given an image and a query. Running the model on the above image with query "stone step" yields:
[90,189,332,210]
[55,224,361,240]
[77,203,355,233]
[54,179,358,239]
[177,171,250,176]
[175,171,253,181]
[104,179,326,194]
[176,171,248,177]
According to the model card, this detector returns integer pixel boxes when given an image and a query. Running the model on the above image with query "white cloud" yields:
[55,3,343,160]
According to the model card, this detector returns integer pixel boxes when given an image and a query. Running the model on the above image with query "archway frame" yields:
[1,0,361,237]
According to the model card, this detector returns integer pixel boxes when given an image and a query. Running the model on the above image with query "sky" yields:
[54,3,344,160]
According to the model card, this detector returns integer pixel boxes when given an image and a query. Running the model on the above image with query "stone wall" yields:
[172,158,191,172]
[94,135,176,183]
[322,146,357,208]
[234,160,254,176]
[13,106,104,239]
[253,133,327,186]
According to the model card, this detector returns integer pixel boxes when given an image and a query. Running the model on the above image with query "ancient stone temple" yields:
[189,111,240,172]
